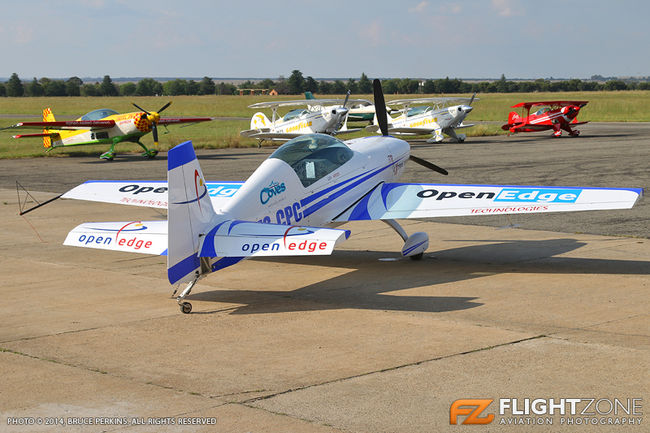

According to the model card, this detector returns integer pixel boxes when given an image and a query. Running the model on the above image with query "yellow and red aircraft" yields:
[2,102,212,160]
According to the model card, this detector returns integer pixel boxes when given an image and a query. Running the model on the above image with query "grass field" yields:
[1,91,648,158]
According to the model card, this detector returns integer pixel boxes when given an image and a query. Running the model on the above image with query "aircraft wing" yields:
[64,220,168,255]
[1,120,115,131]
[62,180,243,209]
[511,101,588,108]
[334,183,643,221]
[243,131,302,140]
[388,127,436,135]
[249,99,370,109]
[388,97,478,106]
[198,220,350,258]
[158,117,213,125]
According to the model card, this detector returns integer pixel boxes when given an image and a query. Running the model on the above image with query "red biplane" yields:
[502,101,588,137]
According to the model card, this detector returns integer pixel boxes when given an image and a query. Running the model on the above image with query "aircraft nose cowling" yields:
[332,107,349,117]
[461,105,473,113]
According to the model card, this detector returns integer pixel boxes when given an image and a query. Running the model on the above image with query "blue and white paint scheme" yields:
[61,80,643,314]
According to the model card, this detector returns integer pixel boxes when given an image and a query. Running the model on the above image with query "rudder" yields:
[42,108,55,148]
[251,112,271,129]
[167,141,217,285]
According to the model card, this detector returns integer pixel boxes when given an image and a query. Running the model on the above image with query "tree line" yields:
[1,71,648,97]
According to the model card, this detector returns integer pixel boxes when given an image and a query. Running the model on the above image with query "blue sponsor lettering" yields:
[78,234,112,245]
[494,188,582,203]
[275,201,302,224]
[260,181,286,204]
[207,183,241,198]
[242,242,281,253]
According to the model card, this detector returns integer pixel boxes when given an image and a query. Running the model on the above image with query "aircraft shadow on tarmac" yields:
[189,238,649,315]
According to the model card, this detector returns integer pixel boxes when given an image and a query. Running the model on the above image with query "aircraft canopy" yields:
[80,108,119,121]
[271,134,353,187]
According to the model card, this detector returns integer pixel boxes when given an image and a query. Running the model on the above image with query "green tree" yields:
[216,82,236,95]
[358,73,372,93]
[304,76,319,93]
[346,78,359,94]
[119,82,137,96]
[259,78,275,90]
[136,78,162,96]
[100,75,118,96]
[81,83,99,96]
[604,80,627,91]
[43,79,66,96]
[383,79,399,94]
[66,76,82,96]
[422,79,436,93]
[186,80,199,95]
[287,69,305,94]
[0,83,6,97]
[331,80,346,94]
[27,78,44,96]
[163,79,187,96]
[318,81,332,94]
[198,76,215,95]
[6,73,24,96]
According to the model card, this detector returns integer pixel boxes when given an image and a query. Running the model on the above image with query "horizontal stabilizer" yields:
[64,221,168,255]
[198,220,350,258]
[62,180,243,209]
[335,183,643,221]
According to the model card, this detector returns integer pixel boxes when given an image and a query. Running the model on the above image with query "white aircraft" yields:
[367,95,478,143]
[60,80,642,314]
[240,94,366,142]
[305,91,376,122]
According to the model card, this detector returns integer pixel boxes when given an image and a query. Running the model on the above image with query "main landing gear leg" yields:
[137,141,158,159]
[177,277,199,314]
[100,141,118,160]
[383,219,428,260]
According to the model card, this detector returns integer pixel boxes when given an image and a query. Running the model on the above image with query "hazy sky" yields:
[2,0,648,80]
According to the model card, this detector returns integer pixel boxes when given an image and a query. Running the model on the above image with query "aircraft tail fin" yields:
[167,141,217,285]
[42,108,56,148]
[304,91,315,100]
[507,111,521,125]
[251,112,271,129]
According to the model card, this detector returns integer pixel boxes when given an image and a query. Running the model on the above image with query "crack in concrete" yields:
[239,334,547,405]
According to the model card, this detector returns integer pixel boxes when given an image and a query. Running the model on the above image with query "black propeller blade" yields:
[157,101,172,113]
[409,155,448,176]
[373,79,388,136]
[151,122,159,146]
[132,102,150,115]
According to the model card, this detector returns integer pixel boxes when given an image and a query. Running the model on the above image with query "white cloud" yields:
[359,20,382,47]
[439,3,462,14]
[408,1,428,13]
[491,0,522,17]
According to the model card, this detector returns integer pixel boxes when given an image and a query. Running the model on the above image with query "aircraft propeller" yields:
[132,101,172,147]
[373,79,448,176]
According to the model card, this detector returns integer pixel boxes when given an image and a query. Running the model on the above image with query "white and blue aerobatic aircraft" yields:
[61,80,643,314]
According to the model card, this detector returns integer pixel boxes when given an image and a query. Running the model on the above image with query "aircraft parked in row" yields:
[502,101,588,137]
[367,95,478,143]
[60,81,641,314]
[305,91,376,122]
[1,102,212,160]
[240,94,366,143]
